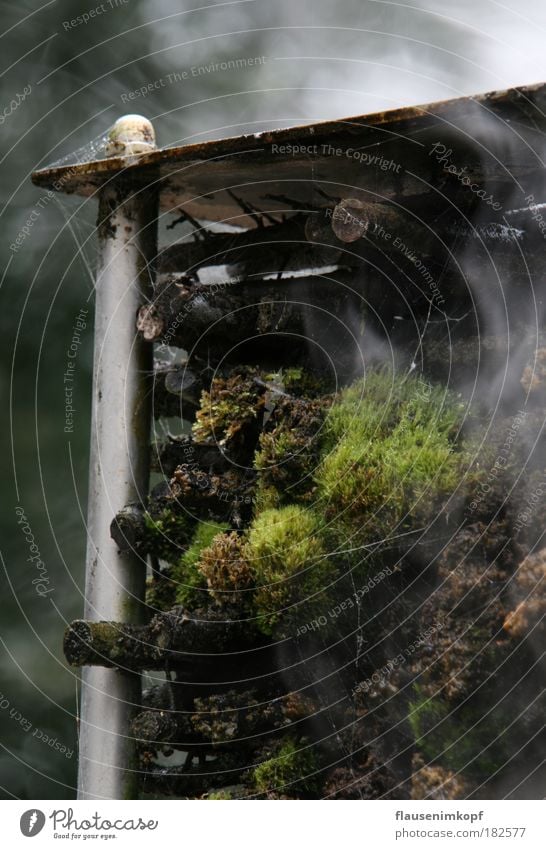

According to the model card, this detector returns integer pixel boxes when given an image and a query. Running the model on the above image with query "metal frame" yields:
[78,173,158,800]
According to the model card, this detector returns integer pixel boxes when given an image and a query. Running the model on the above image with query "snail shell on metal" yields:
[106,114,156,156]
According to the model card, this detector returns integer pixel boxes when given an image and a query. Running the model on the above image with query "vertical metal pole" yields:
[78,118,158,800]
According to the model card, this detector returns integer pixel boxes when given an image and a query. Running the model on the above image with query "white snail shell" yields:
[106,114,156,156]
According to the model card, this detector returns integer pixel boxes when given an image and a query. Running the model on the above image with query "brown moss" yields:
[410,754,469,800]
[197,531,254,605]
[255,396,328,504]
[192,370,265,461]
[503,547,546,638]
[405,514,546,784]
[323,753,398,799]
[409,522,512,703]
[169,465,255,521]
[191,690,294,744]
[282,693,316,722]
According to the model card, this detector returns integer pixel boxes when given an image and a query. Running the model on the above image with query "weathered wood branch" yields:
[132,690,311,747]
[64,607,263,671]
[132,709,196,746]
[110,504,147,553]
[150,435,231,478]
[157,200,530,282]
[141,752,248,797]
[159,213,344,277]
[167,464,256,520]
[136,275,368,365]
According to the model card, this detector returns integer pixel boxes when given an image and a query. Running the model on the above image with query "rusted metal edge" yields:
[31,82,545,202]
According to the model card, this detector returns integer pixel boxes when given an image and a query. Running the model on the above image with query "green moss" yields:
[263,367,325,396]
[172,520,229,607]
[143,509,194,561]
[206,790,232,799]
[252,737,320,796]
[408,685,509,778]
[253,483,281,512]
[315,369,467,554]
[254,397,327,505]
[197,531,254,605]
[245,505,332,635]
[192,371,264,449]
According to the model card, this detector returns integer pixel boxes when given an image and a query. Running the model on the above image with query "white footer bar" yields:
[4,799,544,848]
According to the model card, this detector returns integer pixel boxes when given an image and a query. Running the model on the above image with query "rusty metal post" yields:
[78,116,158,800]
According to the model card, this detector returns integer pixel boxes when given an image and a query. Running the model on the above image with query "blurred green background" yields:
[0,0,544,799]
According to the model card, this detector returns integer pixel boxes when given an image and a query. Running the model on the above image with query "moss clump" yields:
[252,737,320,796]
[197,531,254,605]
[206,790,232,799]
[171,520,229,607]
[316,369,466,552]
[192,371,264,458]
[245,505,331,635]
[410,753,469,800]
[503,547,546,638]
[408,686,509,778]
[253,483,281,512]
[262,367,327,397]
[143,509,194,561]
[255,397,328,505]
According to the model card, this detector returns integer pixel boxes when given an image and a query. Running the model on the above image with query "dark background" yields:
[0,0,544,799]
